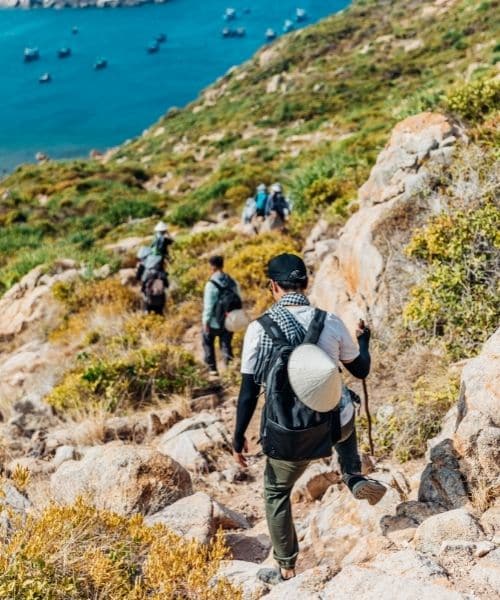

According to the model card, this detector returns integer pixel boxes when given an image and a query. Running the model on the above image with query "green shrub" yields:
[404,203,500,359]
[168,203,202,227]
[365,375,460,462]
[46,343,206,414]
[445,75,500,122]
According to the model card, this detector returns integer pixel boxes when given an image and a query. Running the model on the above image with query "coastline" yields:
[0,0,168,7]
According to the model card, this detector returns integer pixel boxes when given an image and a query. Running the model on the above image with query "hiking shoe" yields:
[257,568,295,585]
[345,475,387,505]
[208,370,219,377]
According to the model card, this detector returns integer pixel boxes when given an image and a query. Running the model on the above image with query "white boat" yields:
[39,72,51,83]
[296,8,307,21]
[265,28,277,41]
[24,47,40,62]
[224,7,236,20]
[283,19,294,33]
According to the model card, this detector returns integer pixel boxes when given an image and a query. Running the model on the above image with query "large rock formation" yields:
[310,112,464,335]
[50,442,192,515]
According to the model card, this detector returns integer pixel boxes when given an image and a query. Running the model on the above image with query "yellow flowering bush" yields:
[46,343,206,414]
[445,76,500,122]
[404,203,500,358]
[0,499,240,599]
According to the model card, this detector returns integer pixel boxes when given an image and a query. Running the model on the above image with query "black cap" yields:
[267,253,308,283]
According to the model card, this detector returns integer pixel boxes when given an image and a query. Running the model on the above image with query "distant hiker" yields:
[242,197,257,225]
[202,255,242,376]
[151,221,173,263]
[139,253,168,315]
[265,182,291,220]
[255,183,268,218]
[232,253,386,584]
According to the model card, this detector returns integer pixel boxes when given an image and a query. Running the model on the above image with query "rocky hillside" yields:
[0,0,499,597]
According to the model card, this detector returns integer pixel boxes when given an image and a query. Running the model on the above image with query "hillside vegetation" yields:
[0,0,498,294]
[0,1,499,597]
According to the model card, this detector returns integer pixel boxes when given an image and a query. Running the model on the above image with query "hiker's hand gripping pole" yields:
[357,319,375,457]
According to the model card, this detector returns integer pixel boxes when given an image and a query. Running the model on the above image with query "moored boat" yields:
[296,8,307,22]
[24,47,40,63]
[224,7,236,21]
[156,33,167,43]
[283,19,294,33]
[57,47,71,59]
[265,28,277,41]
[72,26,78,34]
[222,27,246,38]
[94,58,107,70]
[147,41,160,54]
[39,72,51,83]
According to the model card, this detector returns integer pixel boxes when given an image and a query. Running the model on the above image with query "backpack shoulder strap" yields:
[257,314,288,345]
[303,308,327,345]
[210,279,224,291]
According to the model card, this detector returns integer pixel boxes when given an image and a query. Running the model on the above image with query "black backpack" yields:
[258,308,341,461]
[210,277,242,328]
[143,270,167,307]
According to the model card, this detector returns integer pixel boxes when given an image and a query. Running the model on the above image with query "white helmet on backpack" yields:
[271,182,282,193]
[154,221,169,233]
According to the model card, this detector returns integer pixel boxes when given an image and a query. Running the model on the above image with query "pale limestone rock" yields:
[322,565,467,599]
[413,509,484,555]
[370,548,447,579]
[52,445,76,468]
[302,471,401,566]
[156,412,230,472]
[0,481,31,534]
[0,265,78,342]
[50,442,192,515]
[145,491,248,544]
[291,462,341,502]
[214,560,269,600]
[310,113,464,334]
[454,329,500,502]
[265,566,336,600]
[481,505,500,536]
[469,548,500,593]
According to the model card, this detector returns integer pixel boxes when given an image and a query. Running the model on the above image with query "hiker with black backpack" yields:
[232,253,386,584]
[202,255,242,376]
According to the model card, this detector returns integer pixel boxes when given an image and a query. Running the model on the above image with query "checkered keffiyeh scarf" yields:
[254,293,310,384]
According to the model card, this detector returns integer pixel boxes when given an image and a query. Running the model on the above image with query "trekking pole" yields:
[358,319,374,456]
[361,377,374,457]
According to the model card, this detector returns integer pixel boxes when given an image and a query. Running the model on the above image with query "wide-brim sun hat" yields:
[225,309,250,333]
[154,221,169,233]
[271,183,282,192]
[288,344,342,412]
[257,183,267,191]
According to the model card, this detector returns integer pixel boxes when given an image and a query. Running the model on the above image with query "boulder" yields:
[0,265,79,342]
[214,560,268,600]
[291,462,341,502]
[0,481,31,534]
[224,532,271,563]
[413,508,484,555]
[310,113,464,334]
[145,491,248,544]
[50,442,192,515]
[417,439,468,510]
[265,566,336,600]
[469,548,500,593]
[370,548,447,579]
[454,329,500,503]
[322,565,467,600]
[156,413,230,472]
[302,471,402,566]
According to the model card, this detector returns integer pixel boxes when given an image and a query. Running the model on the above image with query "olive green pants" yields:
[263,457,310,569]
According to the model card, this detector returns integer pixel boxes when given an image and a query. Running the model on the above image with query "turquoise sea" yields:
[0,0,348,172]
